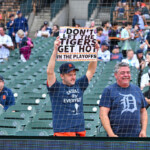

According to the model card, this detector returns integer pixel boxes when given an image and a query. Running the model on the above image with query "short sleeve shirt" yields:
[99,83,147,137]
[47,75,89,133]
[0,35,13,59]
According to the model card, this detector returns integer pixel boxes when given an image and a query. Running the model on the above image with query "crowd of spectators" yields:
[0,10,59,62]
[0,1,150,137]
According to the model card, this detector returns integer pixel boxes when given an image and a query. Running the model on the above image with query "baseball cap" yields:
[17,10,21,15]
[101,41,109,47]
[9,14,14,18]
[136,49,143,54]
[113,45,120,49]
[44,21,48,25]
[59,63,79,74]
[0,75,4,82]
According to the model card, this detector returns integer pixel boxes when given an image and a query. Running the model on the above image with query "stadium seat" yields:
[25,121,53,135]
[32,112,53,122]
[0,129,8,136]
[0,120,21,135]
[0,112,30,125]
[17,99,45,110]
[7,105,36,117]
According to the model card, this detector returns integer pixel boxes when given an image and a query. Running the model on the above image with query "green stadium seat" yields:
[0,129,8,135]
[25,121,53,135]
[32,112,53,122]
[0,120,21,135]
[0,112,30,125]
[7,105,36,117]
[41,106,52,112]
[17,99,44,110]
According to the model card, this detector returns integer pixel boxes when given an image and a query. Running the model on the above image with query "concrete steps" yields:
[94,7,111,26]
[29,7,51,38]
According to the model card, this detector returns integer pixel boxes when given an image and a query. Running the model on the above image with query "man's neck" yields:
[117,82,129,88]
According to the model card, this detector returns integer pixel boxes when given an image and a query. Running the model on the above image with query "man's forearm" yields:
[100,115,116,137]
[88,61,97,75]
[47,48,57,74]
[141,108,148,131]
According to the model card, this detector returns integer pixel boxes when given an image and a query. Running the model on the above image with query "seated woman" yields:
[51,24,59,37]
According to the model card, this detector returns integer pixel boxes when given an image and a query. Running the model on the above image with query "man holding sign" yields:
[47,32,99,136]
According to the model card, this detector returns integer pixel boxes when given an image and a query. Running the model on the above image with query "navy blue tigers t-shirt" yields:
[99,83,148,137]
[47,75,89,133]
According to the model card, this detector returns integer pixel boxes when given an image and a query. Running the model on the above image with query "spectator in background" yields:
[140,69,150,90]
[109,22,119,52]
[43,21,52,35]
[115,1,125,19]
[96,27,106,46]
[0,26,14,62]
[134,49,145,70]
[90,21,95,28]
[122,50,139,69]
[51,24,59,37]
[141,3,150,27]
[17,30,33,62]
[0,75,15,111]
[145,49,150,66]
[75,24,80,27]
[132,9,145,30]
[143,88,150,109]
[121,0,127,7]
[121,22,132,57]
[134,49,146,86]
[110,45,123,61]
[98,41,110,62]
[7,14,15,47]
[36,25,50,38]
[102,21,110,42]
[99,62,148,137]
[134,0,141,11]
[145,30,150,49]
[13,11,28,48]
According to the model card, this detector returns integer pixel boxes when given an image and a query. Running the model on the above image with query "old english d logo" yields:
[119,93,137,114]
[3,95,6,100]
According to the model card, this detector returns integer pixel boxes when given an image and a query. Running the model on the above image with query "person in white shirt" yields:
[122,49,139,69]
[121,22,132,57]
[0,26,14,62]
[97,41,110,62]
[35,25,50,38]
[102,21,110,42]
